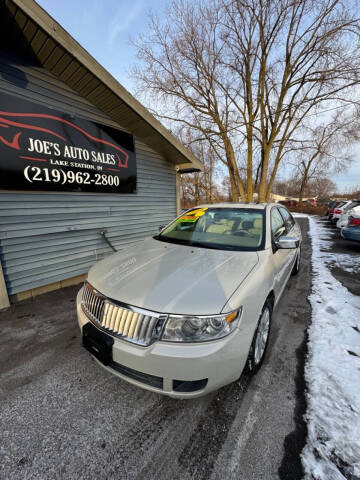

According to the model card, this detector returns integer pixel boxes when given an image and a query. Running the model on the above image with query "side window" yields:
[279,207,295,233]
[271,208,286,239]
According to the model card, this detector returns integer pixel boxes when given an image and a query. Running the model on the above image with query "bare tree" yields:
[307,177,337,198]
[273,174,336,198]
[273,176,300,196]
[289,111,359,204]
[335,184,360,198]
[132,0,360,202]
[132,1,246,201]
[179,137,221,206]
[221,0,360,201]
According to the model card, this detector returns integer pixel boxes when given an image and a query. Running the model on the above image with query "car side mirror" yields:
[275,236,299,249]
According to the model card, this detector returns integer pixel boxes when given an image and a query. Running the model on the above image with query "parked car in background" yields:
[341,209,360,242]
[332,200,354,224]
[318,198,331,206]
[328,201,346,220]
[77,203,302,398]
[326,200,337,216]
[336,202,360,228]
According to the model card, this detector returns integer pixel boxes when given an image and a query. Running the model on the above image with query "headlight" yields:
[160,308,241,343]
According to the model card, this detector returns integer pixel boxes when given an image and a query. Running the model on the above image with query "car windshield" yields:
[155,207,265,251]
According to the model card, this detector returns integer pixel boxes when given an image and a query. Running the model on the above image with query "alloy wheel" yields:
[254,307,270,365]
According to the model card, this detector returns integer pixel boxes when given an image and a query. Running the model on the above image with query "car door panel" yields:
[278,207,301,280]
[270,207,291,298]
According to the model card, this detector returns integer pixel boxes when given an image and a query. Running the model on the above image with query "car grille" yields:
[81,282,166,346]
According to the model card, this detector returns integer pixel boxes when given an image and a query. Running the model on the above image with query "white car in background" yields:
[332,200,353,224]
[336,202,360,228]
[77,203,302,398]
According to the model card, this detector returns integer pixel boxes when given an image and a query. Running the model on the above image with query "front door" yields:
[270,207,294,298]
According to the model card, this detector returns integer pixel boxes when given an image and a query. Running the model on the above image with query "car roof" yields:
[193,202,278,210]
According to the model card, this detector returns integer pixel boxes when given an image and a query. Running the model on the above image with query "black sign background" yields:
[0,91,136,193]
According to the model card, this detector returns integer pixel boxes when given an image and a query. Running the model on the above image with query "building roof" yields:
[2,0,202,172]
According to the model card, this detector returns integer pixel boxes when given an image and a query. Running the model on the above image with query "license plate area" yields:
[82,322,114,366]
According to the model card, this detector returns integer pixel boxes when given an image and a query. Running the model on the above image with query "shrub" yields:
[289,205,327,216]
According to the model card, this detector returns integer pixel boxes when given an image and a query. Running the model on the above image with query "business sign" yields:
[0,91,136,193]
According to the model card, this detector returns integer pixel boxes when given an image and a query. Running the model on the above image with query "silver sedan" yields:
[77,203,302,398]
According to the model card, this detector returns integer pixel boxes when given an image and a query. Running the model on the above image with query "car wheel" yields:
[291,247,301,276]
[245,300,272,374]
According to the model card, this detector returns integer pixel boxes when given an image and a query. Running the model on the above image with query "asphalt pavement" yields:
[0,218,311,480]
[319,217,360,296]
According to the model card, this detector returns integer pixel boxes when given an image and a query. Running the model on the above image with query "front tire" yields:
[245,300,272,374]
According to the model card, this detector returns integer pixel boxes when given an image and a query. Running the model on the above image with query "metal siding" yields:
[0,52,177,295]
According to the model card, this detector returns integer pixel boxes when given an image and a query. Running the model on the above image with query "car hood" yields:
[87,237,259,315]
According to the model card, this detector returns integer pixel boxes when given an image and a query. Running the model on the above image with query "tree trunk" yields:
[194,173,200,204]
[235,168,246,202]
[246,136,253,202]
[254,160,262,193]
[223,136,246,202]
[266,154,282,202]
[228,171,238,202]
[258,147,270,202]
[298,170,309,206]
[209,155,213,202]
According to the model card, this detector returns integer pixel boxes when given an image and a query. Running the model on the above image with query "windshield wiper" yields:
[154,236,238,251]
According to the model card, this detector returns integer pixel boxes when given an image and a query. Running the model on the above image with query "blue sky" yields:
[37,0,360,192]
[36,0,169,92]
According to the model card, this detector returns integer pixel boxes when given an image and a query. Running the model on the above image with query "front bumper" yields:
[77,289,248,398]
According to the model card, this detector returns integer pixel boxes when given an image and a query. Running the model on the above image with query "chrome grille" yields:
[81,283,166,346]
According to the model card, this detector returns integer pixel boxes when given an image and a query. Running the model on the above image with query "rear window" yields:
[345,201,360,211]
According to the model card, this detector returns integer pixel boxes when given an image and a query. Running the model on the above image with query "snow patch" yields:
[292,213,310,218]
[314,222,360,275]
[302,216,360,479]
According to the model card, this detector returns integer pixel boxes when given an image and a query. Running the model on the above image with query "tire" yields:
[245,300,272,374]
[291,247,301,276]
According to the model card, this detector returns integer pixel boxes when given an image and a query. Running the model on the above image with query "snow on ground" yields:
[315,223,360,275]
[325,253,360,276]
[292,213,310,218]
[293,213,360,274]
[301,216,360,480]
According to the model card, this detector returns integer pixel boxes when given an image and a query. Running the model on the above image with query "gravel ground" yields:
[0,218,311,480]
